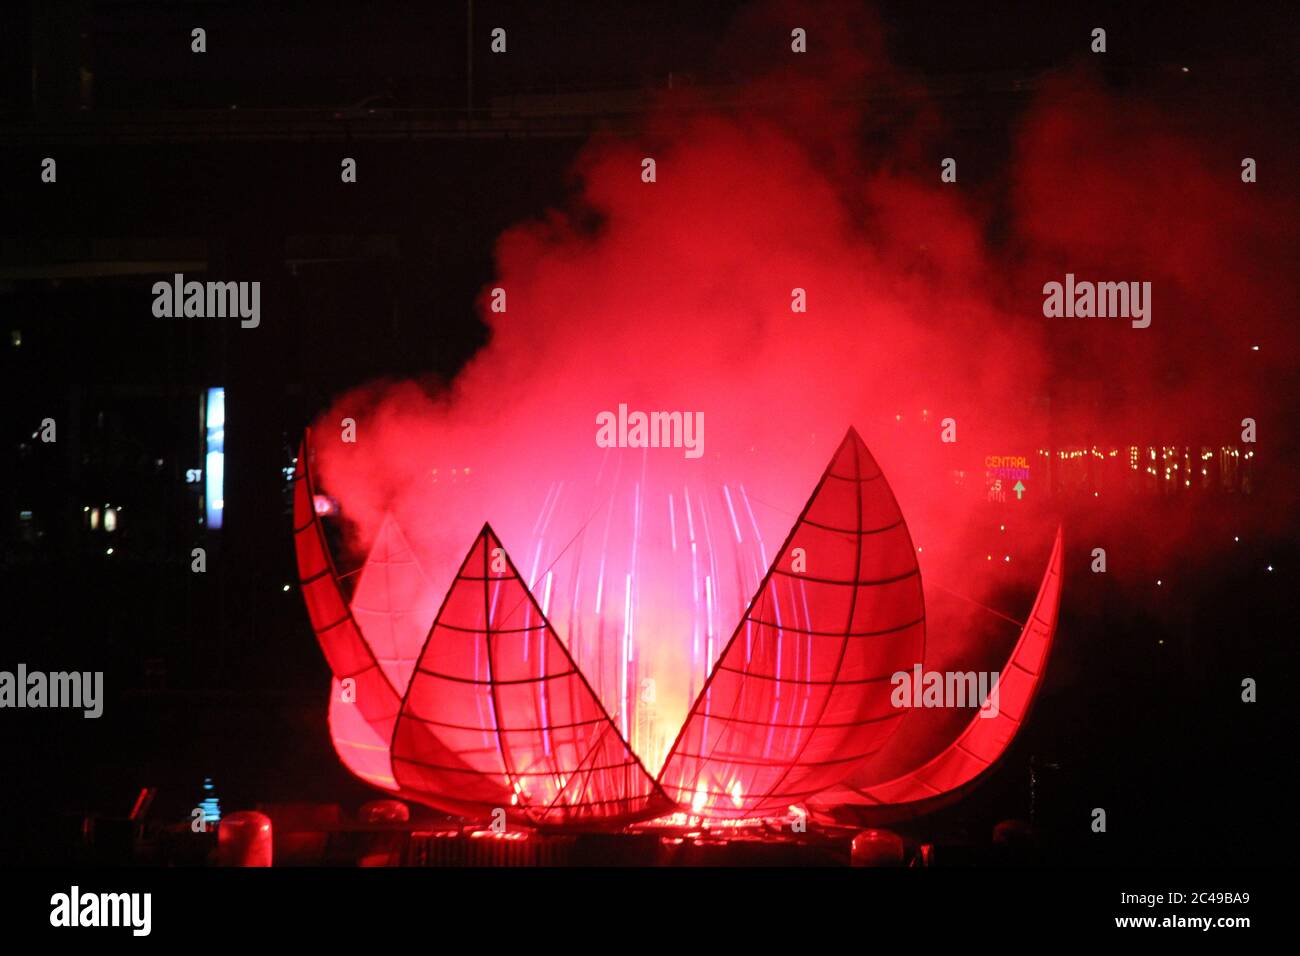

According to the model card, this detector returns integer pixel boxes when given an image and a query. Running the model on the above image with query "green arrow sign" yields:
[1012,480,1026,500]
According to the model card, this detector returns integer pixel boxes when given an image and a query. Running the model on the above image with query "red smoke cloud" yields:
[312,2,1297,770]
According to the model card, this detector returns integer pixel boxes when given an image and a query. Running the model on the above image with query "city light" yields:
[205,388,226,530]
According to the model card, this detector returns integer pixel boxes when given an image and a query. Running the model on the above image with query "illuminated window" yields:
[205,388,225,529]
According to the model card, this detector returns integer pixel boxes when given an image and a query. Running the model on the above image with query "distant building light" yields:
[10,330,20,348]
[90,507,101,530]
[106,548,114,556]
[199,777,221,825]
[205,388,225,529]
[104,508,118,533]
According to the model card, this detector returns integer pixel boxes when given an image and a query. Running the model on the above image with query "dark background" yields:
[0,1,1296,865]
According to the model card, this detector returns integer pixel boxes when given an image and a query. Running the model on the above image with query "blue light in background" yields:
[199,776,221,825]
[205,388,225,529]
